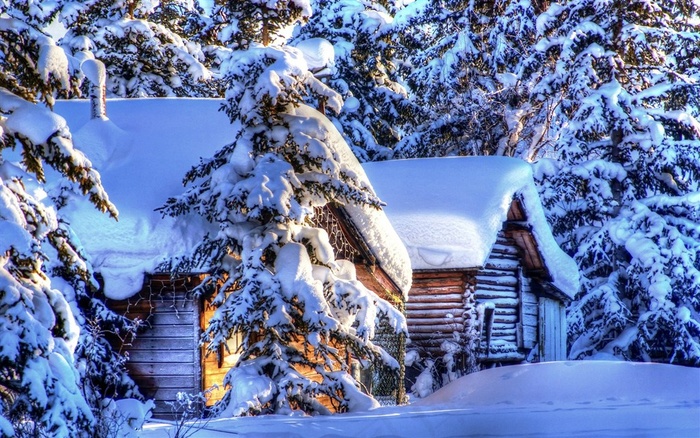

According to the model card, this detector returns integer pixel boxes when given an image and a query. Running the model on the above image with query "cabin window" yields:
[218,331,244,368]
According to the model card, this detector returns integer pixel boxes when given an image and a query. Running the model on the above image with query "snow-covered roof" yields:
[54,99,411,299]
[362,156,579,299]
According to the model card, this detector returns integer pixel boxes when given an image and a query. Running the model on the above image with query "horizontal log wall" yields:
[475,233,525,362]
[406,271,469,356]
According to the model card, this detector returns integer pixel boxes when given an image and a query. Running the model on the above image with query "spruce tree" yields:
[393,0,544,158]
[161,0,406,415]
[59,0,219,97]
[292,0,420,161]
[1,3,139,435]
[532,0,700,364]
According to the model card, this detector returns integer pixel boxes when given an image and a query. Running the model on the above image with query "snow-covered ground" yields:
[140,361,699,437]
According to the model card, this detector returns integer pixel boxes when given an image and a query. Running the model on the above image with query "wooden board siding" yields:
[406,271,469,356]
[475,233,526,362]
[107,275,201,420]
[519,271,538,350]
[505,199,547,275]
[538,297,567,361]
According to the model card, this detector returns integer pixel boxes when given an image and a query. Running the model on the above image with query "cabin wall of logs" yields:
[406,221,568,375]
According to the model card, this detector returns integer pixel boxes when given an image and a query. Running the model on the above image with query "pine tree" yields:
[1,4,139,435]
[59,0,219,97]
[532,0,700,364]
[393,0,544,158]
[291,0,420,161]
[160,0,406,415]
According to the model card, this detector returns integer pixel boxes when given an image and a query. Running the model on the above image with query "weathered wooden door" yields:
[538,297,567,361]
[110,276,202,420]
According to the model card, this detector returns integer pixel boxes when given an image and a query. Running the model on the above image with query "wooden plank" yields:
[128,349,195,363]
[485,259,520,270]
[408,293,464,303]
[523,325,537,349]
[474,297,519,307]
[413,271,468,280]
[490,245,519,256]
[492,322,516,330]
[137,376,198,389]
[141,387,203,401]
[127,362,195,377]
[486,250,520,266]
[538,297,566,361]
[474,289,518,300]
[523,305,538,317]
[493,314,518,323]
[475,276,518,287]
[410,285,465,295]
[407,334,453,342]
[481,307,516,316]
[110,296,196,312]
[522,313,537,327]
[409,324,464,333]
[474,284,518,293]
[409,317,465,326]
[406,309,464,319]
[522,291,538,305]
[476,269,518,278]
[134,324,197,337]
[406,302,466,310]
[128,337,195,350]
[142,311,195,326]
[150,401,201,420]
[490,334,517,342]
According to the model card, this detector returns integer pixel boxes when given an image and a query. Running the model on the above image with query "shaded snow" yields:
[363,156,579,298]
[415,360,698,408]
[53,99,411,299]
[54,99,233,299]
[140,361,700,437]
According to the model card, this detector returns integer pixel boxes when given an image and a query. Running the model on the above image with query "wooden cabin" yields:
[363,157,580,376]
[105,204,409,418]
[55,99,412,419]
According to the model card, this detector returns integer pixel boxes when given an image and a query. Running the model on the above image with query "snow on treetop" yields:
[294,37,335,74]
[363,156,580,298]
[53,98,411,299]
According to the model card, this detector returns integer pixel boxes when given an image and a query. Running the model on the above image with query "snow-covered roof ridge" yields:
[362,156,579,299]
[284,104,413,296]
[54,98,411,299]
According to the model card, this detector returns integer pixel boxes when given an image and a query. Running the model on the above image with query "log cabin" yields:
[55,99,412,418]
[363,157,580,376]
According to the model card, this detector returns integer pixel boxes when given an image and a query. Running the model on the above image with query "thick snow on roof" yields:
[54,99,230,299]
[362,156,579,298]
[53,99,411,299]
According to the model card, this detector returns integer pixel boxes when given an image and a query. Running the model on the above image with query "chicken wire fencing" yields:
[357,321,406,406]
